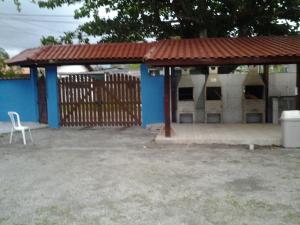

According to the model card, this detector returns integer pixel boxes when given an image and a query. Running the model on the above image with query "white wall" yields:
[186,64,297,123]
[190,73,247,123]
[219,73,246,123]
[269,65,297,97]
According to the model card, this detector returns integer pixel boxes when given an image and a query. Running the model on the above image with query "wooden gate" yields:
[59,74,141,127]
[38,76,48,124]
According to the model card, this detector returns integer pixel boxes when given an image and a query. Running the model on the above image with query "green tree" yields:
[0,48,21,77]
[0,47,9,75]
[36,0,300,44]
[10,0,300,44]
[41,31,90,45]
[40,35,62,45]
[0,47,9,61]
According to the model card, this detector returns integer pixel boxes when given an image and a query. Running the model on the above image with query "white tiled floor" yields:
[155,123,281,146]
[0,122,47,134]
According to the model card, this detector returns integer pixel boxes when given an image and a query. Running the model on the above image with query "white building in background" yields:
[57,64,140,78]
[57,65,90,78]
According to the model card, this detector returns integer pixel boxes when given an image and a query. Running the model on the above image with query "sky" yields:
[0,0,88,57]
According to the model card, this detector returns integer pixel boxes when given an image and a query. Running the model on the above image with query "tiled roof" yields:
[38,42,153,64]
[7,42,153,65]
[5,47,47,65]
[6,36,300,66]
[144,36,300,65]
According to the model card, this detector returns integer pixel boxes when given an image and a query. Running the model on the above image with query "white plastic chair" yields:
[8,112,33,145]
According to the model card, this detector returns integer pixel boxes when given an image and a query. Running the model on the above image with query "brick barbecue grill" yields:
[177,69,195,123]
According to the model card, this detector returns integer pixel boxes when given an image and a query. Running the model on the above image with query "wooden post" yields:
[171,67,177,123]
[263,65,269,123]
[164,66,171,137]
[297,64,300,110]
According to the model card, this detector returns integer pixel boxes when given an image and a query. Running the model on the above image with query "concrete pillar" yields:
[45,65,60,128]
[30,66,39,122]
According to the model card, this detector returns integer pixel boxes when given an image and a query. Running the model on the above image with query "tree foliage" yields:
[0,47,9,60]
[0,47,16,77]
[9,0,300,44]
[40,35,62,45]
[40,31,83,45]
[0,47,9,73]
[37,0,300,44]
[1,0,23,11]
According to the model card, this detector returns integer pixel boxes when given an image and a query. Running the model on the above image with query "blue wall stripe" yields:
[140,64,164,128]
[45,65,60,128]
[0,67,39,122]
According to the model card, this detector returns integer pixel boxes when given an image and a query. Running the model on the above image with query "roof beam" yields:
[145,57,300,67]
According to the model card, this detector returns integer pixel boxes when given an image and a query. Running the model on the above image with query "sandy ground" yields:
[0,127,300,225]
[0,122,47,135]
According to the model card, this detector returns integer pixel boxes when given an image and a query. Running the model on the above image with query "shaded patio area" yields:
[156,123,281,146]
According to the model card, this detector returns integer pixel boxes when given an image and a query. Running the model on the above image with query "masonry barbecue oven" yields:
[204,67,223,123]
[242,66,265,123]
[177,69,195,123]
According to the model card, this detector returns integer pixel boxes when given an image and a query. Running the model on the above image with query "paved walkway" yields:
[0,122,47,134]
[156,123,281,146]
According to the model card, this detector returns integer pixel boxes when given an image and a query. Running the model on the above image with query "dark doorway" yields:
[38,76,48,124]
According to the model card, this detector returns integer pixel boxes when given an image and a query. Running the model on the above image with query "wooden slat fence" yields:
[59,74,141,127]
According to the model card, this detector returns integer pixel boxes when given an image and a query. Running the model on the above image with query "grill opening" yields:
[206,87,221,100]
[246,113,263,123]
[179,113,194,123]
[245,85,264,99]
[178,87,193,101]
[207,113,221,123]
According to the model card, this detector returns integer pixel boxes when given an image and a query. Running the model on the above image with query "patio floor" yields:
[156,123,281,146]
[0,122,47,135]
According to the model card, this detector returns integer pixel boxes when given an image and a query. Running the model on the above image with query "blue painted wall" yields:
[140,64,164,128]
[45,65,60,128]
[0,67,39,122]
